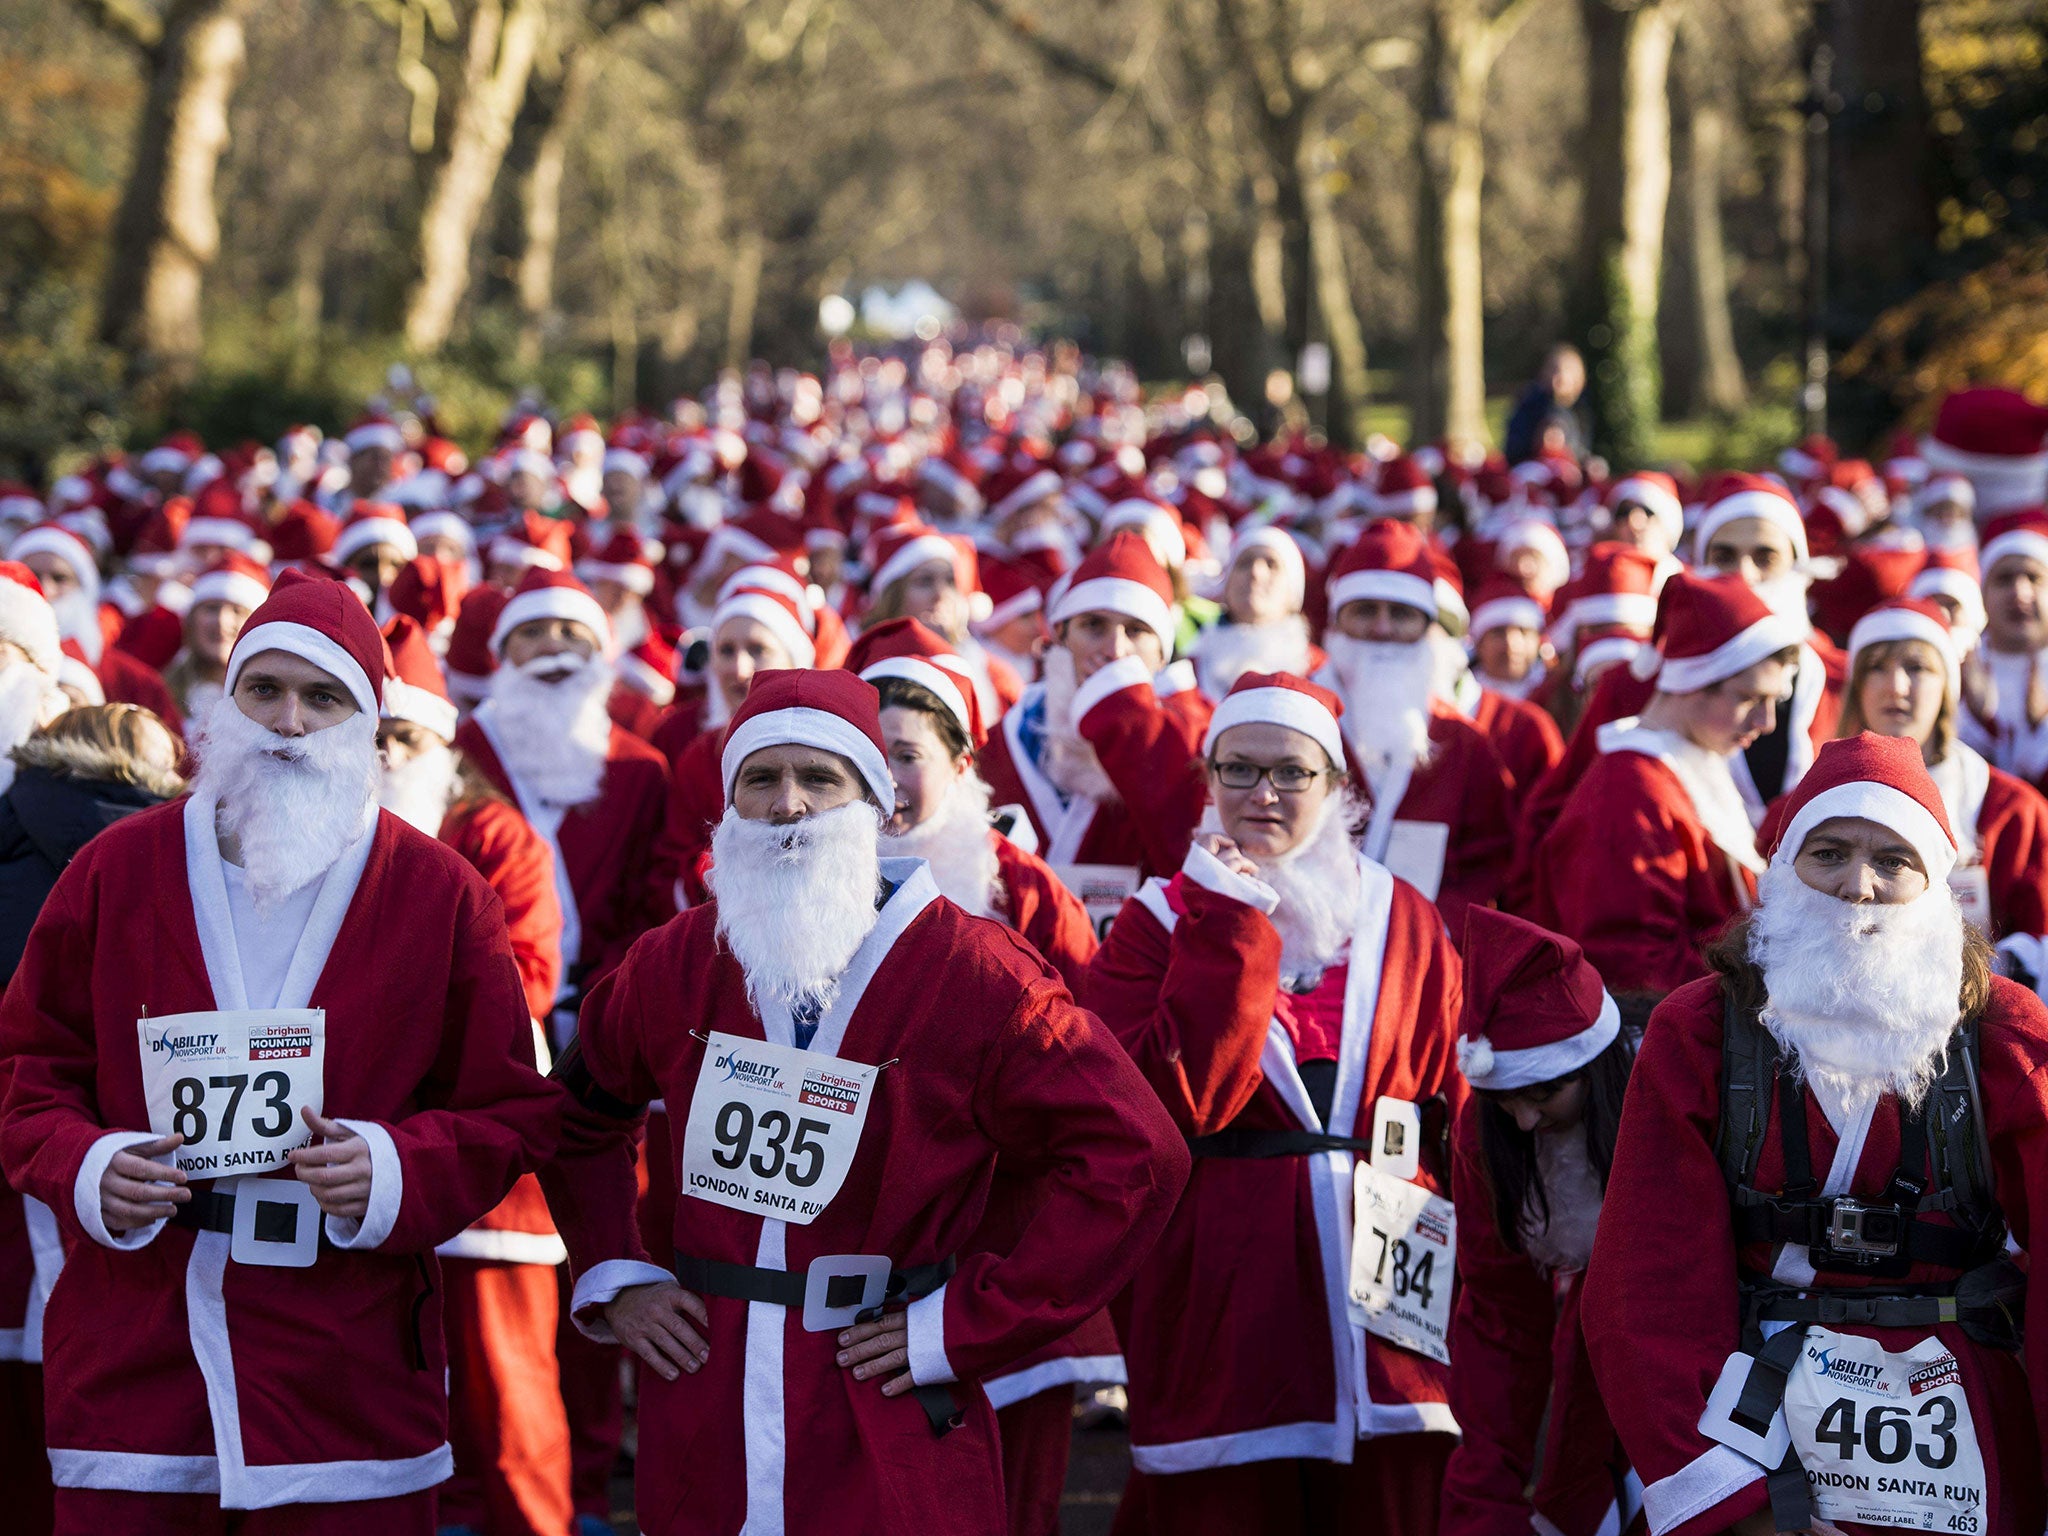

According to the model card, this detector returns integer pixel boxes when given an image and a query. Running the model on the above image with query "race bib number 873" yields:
[679,1032,879,1225]
[137,1009,325,1176]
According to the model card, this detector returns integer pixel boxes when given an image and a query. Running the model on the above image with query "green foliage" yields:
[0,283,130,483]
[1584,254,1660,471]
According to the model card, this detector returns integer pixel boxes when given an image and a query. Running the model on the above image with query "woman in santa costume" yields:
[1186,525,1320,702]
[860,520,1022,722]
[541,668,1188,1536]
[376,616,575,1536]
[1087,671,1466,1536]
[1442,908,1639,1536]
[0,569,561,1534]
[1583,732,2048,1536]
[1958,511,2048,789]
[1531,572,1804,998]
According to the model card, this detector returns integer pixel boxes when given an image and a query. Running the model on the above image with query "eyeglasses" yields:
[1209,760,1328,792]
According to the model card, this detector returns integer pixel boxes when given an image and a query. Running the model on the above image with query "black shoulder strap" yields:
[1927,1014,2001,1233]
[1717,987,1775,1190]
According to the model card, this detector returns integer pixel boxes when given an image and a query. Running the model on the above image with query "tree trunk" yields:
[1671,60,1747,415]
[723,227,765,371]
[96,0,251,391]
[1414,4,1499,448]
[1302,138,1368,449]
[402,0,548,355]
[513,52,595,369]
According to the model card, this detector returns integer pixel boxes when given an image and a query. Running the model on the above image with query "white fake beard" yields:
[378,741,461,838]
[51,589,102,665]
[192,695,380,910]
[1520,1127,1605,1275]
[881,772,1001,918]
[1749,860,1967,1111]
[1039,645,1119,803]
[1204,792,1364,990]
[1192,616,1311,698]
[1325,633,1436,796]
[0,663,61,797]
[477,652,615,808]
[1752,572,1813,629]
[709,801,884,1018]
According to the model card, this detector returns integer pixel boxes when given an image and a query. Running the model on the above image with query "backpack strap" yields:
[1717,985,1774,1191]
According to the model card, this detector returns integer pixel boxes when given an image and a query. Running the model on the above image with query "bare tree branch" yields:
[70,0,164,54]
[956,0,1126,96]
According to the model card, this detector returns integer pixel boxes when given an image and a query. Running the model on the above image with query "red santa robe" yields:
[1529,719,1762,998]
[1958,645,2048,788]
[542,858,1191,1535]
[85,640,185,737]
[1085,842,1466,1532]
[991,833,1098,992]
[1581,973,2048,1536]
[652,723,725,911]
[1451,669,1566,802]
[0,795,560,1512]
[1441,1104,1634,1536]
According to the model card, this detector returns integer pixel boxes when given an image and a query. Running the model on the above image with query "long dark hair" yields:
[1477,997,1651,1257]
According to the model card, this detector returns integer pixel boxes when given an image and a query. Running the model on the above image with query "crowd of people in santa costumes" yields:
[3,345,2048,1534]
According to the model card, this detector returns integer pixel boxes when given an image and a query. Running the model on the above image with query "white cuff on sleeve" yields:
[1072,654,1154,723]
[1181,840,1281,914]
[1641,1444,1764,1535]
[322,1118,403,1251]
[74,1130,176,1251]
[569,1258,678,1344]
[905,1280,957,1386]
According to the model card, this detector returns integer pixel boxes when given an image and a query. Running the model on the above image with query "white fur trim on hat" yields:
[1327,568,1437,620]
[1693,491,1810,567]
[487,535,565,573]
[0,581,61,677]
[990,469,1063,522]
[1201,685,1346,772]
[1908,568,1987,635]
[1230,527,1307,612]
[713,591,816,669]
[1565,592,1659,632]
[1980,527,2048,577]
[1458,991,1621,1094]
[334,515,418,566]
[721,705,894,810]
[9,526,96,590]
[1048,576,1176,656]
[861,656,974,742]
[1922,437,2048,517]
[182,516,257,553]
[1847,606,1960,700]
[490,586,614,657]
[1573,633,1647,688]
[975,583,1043,632]
[56,653,104,705]
[870,533,959,599]
[1366,485,1438,518]
[1470,596,1547,640]
[345,422,406,454]
[577,560,656,597]
[188,568,270,614]
[1655,612,1805,694]
[1611,476,1684,545]
[1776,781,1958,885]
[380,676,459,741]
[409,512,475,554]
[603,448,650,478]
[227,620,377,717]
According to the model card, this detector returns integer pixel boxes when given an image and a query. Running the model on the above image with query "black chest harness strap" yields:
[1713,993,2017,1533]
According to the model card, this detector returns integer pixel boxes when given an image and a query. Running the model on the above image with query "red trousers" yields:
[1112,1432,1457,1536]
[53,1489,434,1535]
[997,1386,1073,1536]
[441,1258,572,1536]
[1,1360,52,1536]
[557,1264,624,1519]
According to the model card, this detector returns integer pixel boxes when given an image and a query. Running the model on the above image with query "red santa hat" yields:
[846,616,982,747]
[1326,520,1438,620]
[576,526,659,596]
[1639,572,1804,694]
[973,551,1055,632]
[1692,474,1809,566]
[1200,671,1346,771]
[333,503,418,565]
[343,415,407,455]
[379,615,459,741]
[1847,596,1960,699]
[1607,472,1684,550]
[865,521,964,599]
[698,507,805,575]
[1923,386,2048,515]
[1559,543,1663,637]
[712,583,817,669]
[0,563,62,677]
[0,483,44,527]
[410,510,477,559]
[1225,526,1308,613]
[1364,455,1437,519]
[1908,553,1986,637]
[1100,499,1188,570]
[720,668,894,810]
[987,466,1064,523]
[1468,575,1549,641]
[1455,909,1620,1092]
[269,501,340,563]
[488,512,574,575]
[1766,731,1958,884]
[9,523,100,601]
[1914,471,1976,518]
[1046,530,1177,654]
[1977,509,2048,577]
[188,552,272,614]
[445,586,507,705]
[1494,517,1569,595]
[490,567,613,656]
[226,567,387,716]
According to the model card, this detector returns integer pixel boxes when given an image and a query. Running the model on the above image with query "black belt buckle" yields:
[1826,1198,1903,1258]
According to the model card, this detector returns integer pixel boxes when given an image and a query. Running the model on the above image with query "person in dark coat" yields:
[0,700,182,1536]
[1503,345,1589,465]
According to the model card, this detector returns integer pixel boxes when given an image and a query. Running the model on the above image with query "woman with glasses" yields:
[1086,671,1467,1536]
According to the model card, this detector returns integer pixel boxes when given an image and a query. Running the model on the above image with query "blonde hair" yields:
[13,703,186,799]
[1838,637,1955,762]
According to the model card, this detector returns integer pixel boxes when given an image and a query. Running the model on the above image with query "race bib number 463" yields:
[137,1010,325,1176]
[1346,1159,1455,1364]
[679,1032,879,1225]
[1782,1328,1988,1533]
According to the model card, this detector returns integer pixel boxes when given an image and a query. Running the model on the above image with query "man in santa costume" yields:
[376,617,574,1536]
[1314,520,1516,932]
[577,525,677,735]
[162,554,270,722]
[1442,908,1638,1536]
[980,531,1212,927]
[540,668,1189,1536]
[1583,732,2048,1536]
[1088,670,1465,1535]
[333,503,419,623]
[1187,526,1318,703]
[1530,573,1803,998]
[1959,511,2048,788]
[451,566,669,1524]
[9,521,181,731]
[0,569,560,1534]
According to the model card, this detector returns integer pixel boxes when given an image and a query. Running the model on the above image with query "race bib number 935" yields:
[137,1009,325,1176]
[679,1032,879,1225]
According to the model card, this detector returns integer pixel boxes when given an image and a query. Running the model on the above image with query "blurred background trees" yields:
[2,0,2043,473]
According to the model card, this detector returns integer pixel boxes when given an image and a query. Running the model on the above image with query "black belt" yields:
[1731,1195,1994,1271]
[1187,1129,1375,1159]
[172,1185,335,1252]
[672,1251,964,1436]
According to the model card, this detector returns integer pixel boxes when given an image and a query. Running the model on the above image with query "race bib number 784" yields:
[137,1009,325,1176]
[679,1032,879,1225]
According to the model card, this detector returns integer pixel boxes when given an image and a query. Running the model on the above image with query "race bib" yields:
[1948,866,1992,937]
[1382,821,1449,901]
[1054,863,1141,939]
[1346,1159,1455,1364]
[137,1010,324,1177]
[679,1032,879,1225]
[1782,1328,1987,1533]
